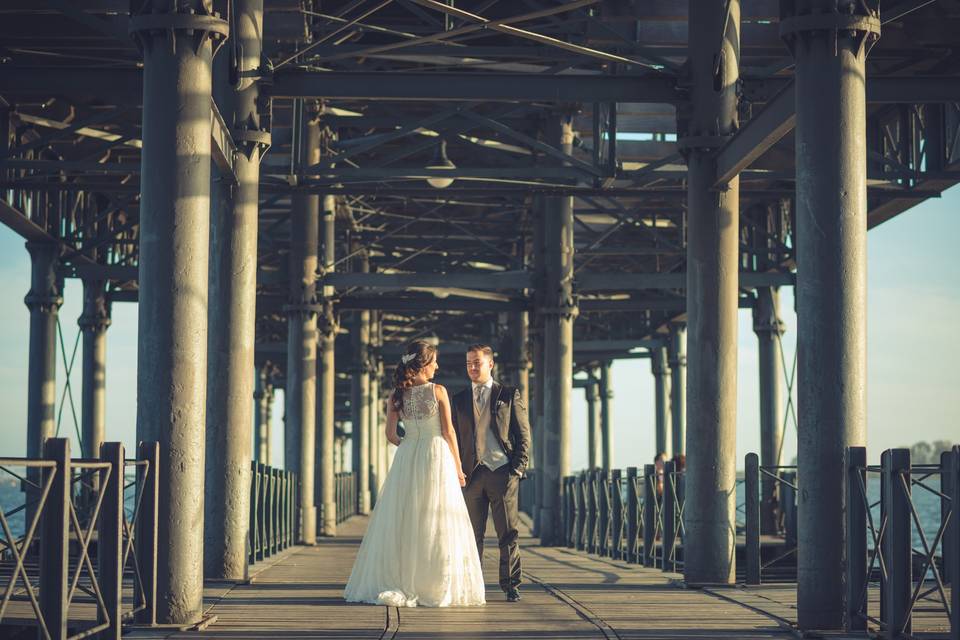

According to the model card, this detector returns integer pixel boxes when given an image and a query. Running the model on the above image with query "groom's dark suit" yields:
[452,381,531,592]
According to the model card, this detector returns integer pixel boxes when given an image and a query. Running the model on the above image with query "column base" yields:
[300,505,317,545]
[537,506,561,546]
[320,501,337,536]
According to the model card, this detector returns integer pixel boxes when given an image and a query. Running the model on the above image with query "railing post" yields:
[940,450,954,587]
[610,469,623,559]
[846,446,867,632]
[564,476,575,547]
[949,446,959,639]
[40,437,70,640]
[882,448,911,639]
[582,471,593,553]
[598,470,609,556]
[98,442,125,640]
[662,460,676,572]
[249,462,258,564]
[626,467,639,563]
[135,441,158,625]
[643,464,656,567]
[745,453,760,585]
[782,471,797,547]
[575,472,585,550]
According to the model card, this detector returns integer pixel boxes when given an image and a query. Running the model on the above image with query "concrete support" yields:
[317,193,337,535]
[538,113,576,546]
[585,375,601,469]
[79,279,109,460]
[598,362,613,470]
[782,1,878,629]
[204,0,266,580]
[130,0,225,623]
[754,287,785,535]
[284,102,320,545]
[652,346,672,459]
[351,250,371,515]
[668,325,687,456]
[254,365,273,464]
[681,0,740,586]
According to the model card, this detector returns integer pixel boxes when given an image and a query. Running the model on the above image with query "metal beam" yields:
[209,101,237,185]
[714,82,796,187]
[320,270,533,290]
[577,271,795,290]
[268,70,680,103]
[0,197,56,242]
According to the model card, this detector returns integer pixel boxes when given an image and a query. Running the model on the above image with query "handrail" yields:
[249,462,298,564]
[0,437,159,640]
[845,445,958,637]
[335,471,358,524]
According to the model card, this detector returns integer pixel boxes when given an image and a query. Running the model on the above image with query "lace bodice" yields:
[401,383,440,422]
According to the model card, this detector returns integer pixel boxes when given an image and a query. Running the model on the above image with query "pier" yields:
[0,1,958,638]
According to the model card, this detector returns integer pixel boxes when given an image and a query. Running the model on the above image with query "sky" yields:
[0,188,957,469]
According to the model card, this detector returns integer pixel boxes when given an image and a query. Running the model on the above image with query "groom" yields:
[452,344,531,602]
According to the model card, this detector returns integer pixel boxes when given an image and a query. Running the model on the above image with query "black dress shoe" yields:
[506,587,521,602]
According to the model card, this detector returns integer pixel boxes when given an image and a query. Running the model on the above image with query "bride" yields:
[344,340,486,607]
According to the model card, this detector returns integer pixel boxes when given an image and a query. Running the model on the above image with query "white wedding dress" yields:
[344,382,486,607]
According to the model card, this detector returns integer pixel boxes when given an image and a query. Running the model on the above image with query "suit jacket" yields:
[451,381,532,484]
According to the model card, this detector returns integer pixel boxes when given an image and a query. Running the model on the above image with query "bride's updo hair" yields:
[392,339,438,412]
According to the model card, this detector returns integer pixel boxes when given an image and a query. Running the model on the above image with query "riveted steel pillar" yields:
[781,2,878,629]
[531,196,546,536]
[681,0,740,586]
[130,0,226,623]
[25,242,61,522]
[652,346,672,459]
[317,193,337,535]
[205,0,267,580]
[585,374,600,469]
[254,365,273,463]
[668,325,687,456]
[754,287,785,535]
[599,361,613,470]
[79,279,109,461]
[367,315,381,505]
[284,103,320,545]
[539,113,576,546]
[351,250,371,515]
[509,310,530,408]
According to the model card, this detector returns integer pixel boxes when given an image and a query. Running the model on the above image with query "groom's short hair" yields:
[466,343,495,361]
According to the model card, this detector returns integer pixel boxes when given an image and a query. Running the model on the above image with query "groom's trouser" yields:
[463,464,521,591]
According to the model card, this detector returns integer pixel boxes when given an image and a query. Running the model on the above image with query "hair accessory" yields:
[401,353,415,364]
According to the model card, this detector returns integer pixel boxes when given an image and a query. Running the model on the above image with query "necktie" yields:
[474,385,486,413]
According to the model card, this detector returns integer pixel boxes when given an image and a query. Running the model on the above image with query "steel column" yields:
[652,346,672,459]
[284,103,320,545]
[24,241,61,521]
[754,287,785,535]
[531,196,546,537]
[318,193,337,535]
[131,1,225,623]
[585,375,600,469]
[783,1,878,628]
[204,0,266,580]
[682,0,740,586]
[539,113,576,546]
[351,250,371,515]
[79,279,110,462]
[668,324,687,456]
[599,361,613,470]
[367,320,381,505]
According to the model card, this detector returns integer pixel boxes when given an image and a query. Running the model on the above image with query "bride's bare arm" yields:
[435,385,466,486]
[385,398,402,446]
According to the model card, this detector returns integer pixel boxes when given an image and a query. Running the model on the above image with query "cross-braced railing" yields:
[249,462,298,563]
[0,437,159,640]
[845,445,959,639]
[742,453,798,585]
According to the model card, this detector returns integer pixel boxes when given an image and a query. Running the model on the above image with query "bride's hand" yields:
[457,470,466,487]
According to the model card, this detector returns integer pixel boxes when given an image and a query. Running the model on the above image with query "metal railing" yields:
[0,437,159,640]
[742,453,798,585]
[845,445,959,639]
[335,471,358,524]
[249,462,298,564]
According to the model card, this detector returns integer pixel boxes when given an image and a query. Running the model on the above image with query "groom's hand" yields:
[458,470,467,487]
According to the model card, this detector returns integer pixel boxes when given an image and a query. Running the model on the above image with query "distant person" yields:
[654,452,667,497]
[344,340,485,608]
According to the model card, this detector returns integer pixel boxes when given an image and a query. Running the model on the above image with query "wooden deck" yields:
[125,516,808,640]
